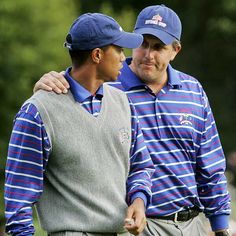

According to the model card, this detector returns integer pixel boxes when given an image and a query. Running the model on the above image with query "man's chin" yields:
[105,77,118,82]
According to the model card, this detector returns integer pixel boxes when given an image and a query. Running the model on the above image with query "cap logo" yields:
[145,14,167,28]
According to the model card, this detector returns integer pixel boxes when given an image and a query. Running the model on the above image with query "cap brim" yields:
[113,32,143,49]
[134,28,176,45]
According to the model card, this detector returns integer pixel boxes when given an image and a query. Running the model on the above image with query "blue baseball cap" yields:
[64,13,143,50]
[134,5,182,45]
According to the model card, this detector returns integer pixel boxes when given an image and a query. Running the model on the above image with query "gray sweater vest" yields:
[27,84,132,233]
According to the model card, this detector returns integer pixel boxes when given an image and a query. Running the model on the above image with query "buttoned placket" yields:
[91,95,101,117]
[145,85,162,139]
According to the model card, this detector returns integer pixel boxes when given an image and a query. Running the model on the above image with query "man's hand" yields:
[215,229,232,236]
[124,198,147,236]
[33,71,69,94]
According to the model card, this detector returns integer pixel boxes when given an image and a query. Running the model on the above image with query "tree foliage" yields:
[0,0,77,230]
[0,0,78,161]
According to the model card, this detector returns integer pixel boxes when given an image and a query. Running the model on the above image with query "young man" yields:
[4,13,155,236]
[32,5,231,236]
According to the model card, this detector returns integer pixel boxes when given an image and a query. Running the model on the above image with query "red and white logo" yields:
[145,14,167,28]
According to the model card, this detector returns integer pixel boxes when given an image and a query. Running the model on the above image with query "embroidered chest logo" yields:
[145,14,167,28]
[119,127,130,144]
[179,113,193,126]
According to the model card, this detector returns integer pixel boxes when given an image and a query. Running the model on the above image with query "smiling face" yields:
[130,34,180,85]
[97,45,126,82]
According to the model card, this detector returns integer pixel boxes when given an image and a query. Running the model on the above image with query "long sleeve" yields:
[5,103,51,236]
[196,92,231,231]
[126,101,154,207]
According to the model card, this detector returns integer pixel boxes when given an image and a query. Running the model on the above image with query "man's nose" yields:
[121,51,126,62]
[144,47,154,59]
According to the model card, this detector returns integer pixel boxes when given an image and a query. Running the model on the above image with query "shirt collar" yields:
[64,67,103,103]
[118,58,145,91]
[118,58,182,91]
[167,64,182,88]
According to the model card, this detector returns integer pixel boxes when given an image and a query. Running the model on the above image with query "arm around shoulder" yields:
[33,71,69,94]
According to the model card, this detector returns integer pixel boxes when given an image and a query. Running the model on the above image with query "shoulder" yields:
[175,69,200,83]
[14,102,43,126]
[32,90,61,100]
[27,90,73,106]
[174,69,205,93]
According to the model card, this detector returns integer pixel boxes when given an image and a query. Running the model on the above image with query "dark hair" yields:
[68,45,110,68]
[69,49,92,68]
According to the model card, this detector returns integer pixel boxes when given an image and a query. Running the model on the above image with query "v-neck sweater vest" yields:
[27,84,132,233]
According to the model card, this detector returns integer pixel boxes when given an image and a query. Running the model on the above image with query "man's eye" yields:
[117,47,124,53]
[141,42,148,48]
[154,44,164,50]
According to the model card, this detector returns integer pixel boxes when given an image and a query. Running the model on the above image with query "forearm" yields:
[196,98,231,231]
[5,103,50,235]
[127,136,154,206]
[5,154,42,235]
[128,103,154,206]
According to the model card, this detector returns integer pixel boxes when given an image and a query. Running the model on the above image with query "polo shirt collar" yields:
[167,64,182,88]
[64,67,103,103]
[119,58,145,91]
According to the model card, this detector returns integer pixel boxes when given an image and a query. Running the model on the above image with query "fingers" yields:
[125,218,134,226]
[51,71,69,89]
[48,71,70,93]
[33,81,52,93]
[124,201,146,235]
[125,205,134,220]
[124,216,146,236]
[33,71,69,94]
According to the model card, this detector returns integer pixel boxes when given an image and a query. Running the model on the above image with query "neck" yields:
[147,70,168,94]
[70,65,104,95]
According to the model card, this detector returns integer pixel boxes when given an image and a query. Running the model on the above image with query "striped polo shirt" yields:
[107,58,231,231]
[5,67,154,235]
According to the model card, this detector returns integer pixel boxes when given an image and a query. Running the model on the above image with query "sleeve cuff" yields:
[130,192,147,208]
[209,214,229,231]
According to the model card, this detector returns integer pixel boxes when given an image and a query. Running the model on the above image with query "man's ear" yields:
[175,44,181,53]
[91,48,103,64]
[170,44,181,61]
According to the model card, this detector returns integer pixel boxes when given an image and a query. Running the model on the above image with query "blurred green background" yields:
[1,0,236,235]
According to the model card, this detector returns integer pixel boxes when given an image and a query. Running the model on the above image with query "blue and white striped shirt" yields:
[108,58,231,231]
[5,67,154,235]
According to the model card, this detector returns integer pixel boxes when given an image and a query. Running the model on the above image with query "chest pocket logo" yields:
[179,113,193,126]
[119,127,130,144]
